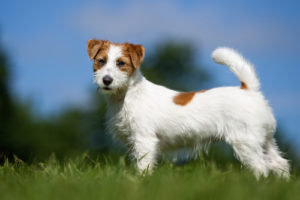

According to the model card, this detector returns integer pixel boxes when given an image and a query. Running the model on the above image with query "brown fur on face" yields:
[117,43,145,75]
[122,43,145,69]
[116,56,134,75]
[87,39,145,74]
[87,39,107,60]
[87,39,111,72]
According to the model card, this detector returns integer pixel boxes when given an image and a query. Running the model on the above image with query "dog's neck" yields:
[105,69,145,111]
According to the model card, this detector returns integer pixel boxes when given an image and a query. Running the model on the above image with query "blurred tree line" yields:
[0,39,299,171]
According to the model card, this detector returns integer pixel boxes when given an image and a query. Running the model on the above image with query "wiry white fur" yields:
[212,47,260,91]
[93,44,290,179]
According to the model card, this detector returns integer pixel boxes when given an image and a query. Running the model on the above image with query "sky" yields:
[0,0,300,146]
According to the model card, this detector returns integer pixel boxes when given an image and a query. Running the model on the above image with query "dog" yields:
[87,39,290,178]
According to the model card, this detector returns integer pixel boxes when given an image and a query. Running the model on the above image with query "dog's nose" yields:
[103,75,113,86]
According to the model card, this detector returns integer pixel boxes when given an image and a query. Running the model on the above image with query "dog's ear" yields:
[126,43,145,69]
[87,39,105,60]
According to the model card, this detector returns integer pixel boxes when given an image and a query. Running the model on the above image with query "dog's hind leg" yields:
[264,138,290,179]
[226,133,269,179]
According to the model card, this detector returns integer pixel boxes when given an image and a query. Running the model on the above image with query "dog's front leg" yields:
[132,135,159,174]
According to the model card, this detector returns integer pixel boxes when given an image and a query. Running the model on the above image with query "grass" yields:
[0,153,299,200]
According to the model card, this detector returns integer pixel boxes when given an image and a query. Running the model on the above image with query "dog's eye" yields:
[117,61,125,67]
[98,59,106,65]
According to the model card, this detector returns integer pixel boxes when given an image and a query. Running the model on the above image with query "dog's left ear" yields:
[126,43,145,69]
[87,39,105,60]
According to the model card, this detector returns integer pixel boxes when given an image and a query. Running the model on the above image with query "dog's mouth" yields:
[103,87,112,91]
[97,86,112,92]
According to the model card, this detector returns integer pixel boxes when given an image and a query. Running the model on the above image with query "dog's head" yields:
[87,39,145,94]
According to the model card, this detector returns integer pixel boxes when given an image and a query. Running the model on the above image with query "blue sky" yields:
[1,0,300,147]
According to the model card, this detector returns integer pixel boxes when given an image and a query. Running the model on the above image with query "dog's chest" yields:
[107,104,134,142]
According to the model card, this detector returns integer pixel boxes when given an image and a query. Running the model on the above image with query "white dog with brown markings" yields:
[87,39,290,179]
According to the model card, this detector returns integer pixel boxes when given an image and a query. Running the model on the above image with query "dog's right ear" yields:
[87,39,105,60]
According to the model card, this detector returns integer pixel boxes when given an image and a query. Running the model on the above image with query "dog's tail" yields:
[212,47,260,91]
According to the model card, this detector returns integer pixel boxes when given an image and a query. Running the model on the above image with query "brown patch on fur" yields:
[173,92,196,106]
[173,90,208,106]
[240,81,248,90]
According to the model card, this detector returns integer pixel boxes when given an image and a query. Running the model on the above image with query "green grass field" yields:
[0,154,299,200]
